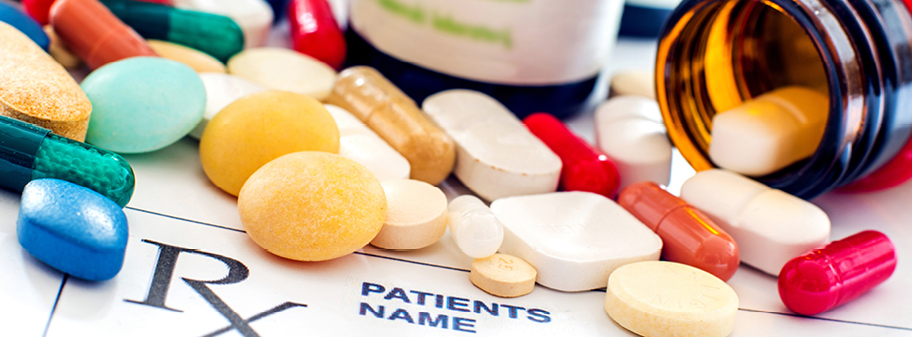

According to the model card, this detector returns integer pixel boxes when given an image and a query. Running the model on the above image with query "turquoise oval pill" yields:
[82,57,206,153]
[17,179,129,281]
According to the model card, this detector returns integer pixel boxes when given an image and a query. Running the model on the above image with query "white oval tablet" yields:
[423,89,562,201]
[605,261,738,337]
[595,96,672,190]
[447,195,504,258]
[609,70,655,99]
[171,0,273,48]
[190,73,267,139]
[228,48,337,101]
[325,104,411,181]
[680,169,831,275]
[490,191,662,292]
[370,179,448,250]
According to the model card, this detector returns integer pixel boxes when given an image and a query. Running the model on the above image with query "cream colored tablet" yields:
[228,48,337,101]
[147,40,227,74]
[470,253,536,298]
[605,261,738,337]
[595,96,672,190]
[370,179,448,250]
[172,0,273,48]
[325,104,411,181]
[490,191,662,292]
[680,169,830,275]
[710,86,828,176]
[422,89,561,201]
[609,70,655,99]
[190,73,266,139]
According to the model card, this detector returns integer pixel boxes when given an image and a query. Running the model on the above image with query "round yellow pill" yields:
[470,253,537,298]
[200,90,340,196]
[238,152,386,261]
[605,261,738,337]
[148,40,227,74]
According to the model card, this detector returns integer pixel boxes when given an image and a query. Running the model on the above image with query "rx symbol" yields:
[126,239,307,337]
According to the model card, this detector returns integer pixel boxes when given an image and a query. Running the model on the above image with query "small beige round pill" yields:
[370,179,448,250]
[605,261,738,337]
[470,253,537,298]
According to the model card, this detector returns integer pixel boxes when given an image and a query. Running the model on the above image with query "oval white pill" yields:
[470,253,536,298]
[605,261,738,337]
[172,0,273,48]
[680,169,830,275]
[709,86,828,176]
[190,73,267,139]
[609,70,655,99]
[325,104,411,181]
[370,179,448,250]
[228,48,337,101]
[595,96,672,190]
[423,89,562,201]
[490,191,662,292]
[447,195,504,258]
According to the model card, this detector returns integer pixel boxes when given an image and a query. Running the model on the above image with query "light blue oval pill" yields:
[17,179,129,281]
[83,57,206,153]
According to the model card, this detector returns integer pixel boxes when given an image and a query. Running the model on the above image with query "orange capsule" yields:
[49,0,157,69]
[619,181,740,281]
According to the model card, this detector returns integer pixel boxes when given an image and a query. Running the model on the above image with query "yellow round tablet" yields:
[199,91,340,196]
[605,261,738,337]
[470,253,536,298]
[238,152,386,261]
[370,179,448,250]
[148,40,227,74]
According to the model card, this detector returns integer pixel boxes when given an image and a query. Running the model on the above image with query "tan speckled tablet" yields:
[0,22,91,141]
[370,179,448,250]
[148,40,227,74]
[470,253,536,298]
[605,261,738,337]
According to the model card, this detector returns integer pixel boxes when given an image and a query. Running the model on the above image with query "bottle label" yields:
[350,0,624,86]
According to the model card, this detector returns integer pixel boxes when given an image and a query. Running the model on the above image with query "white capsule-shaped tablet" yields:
[680,169,830,275]
[595,96,672,190]
[371,179,448,250]
[490,191,662,292]
[191,73,267,139]
[709,86,828,177]
[228,48,337,101]
[447,195,504,259]
[609,70,655,100]
[171,0,273,48]
[325,104,411,181]
[423,89,561,201]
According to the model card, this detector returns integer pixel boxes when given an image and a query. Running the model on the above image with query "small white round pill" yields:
[370,179,448,250]
[228,48,337,101]
[470,253,536,298]
[595,96,672,190]
[447,195,504,258]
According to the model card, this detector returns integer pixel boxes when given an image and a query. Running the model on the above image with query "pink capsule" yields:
[778,230,896,315]
[523,112,620,198]
[288,0,345,69]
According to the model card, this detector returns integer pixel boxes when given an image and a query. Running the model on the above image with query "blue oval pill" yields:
[0,2,49,51]
[17,179,129,281]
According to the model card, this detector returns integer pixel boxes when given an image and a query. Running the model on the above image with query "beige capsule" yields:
[326,66,455,185]
[0,22,91,141]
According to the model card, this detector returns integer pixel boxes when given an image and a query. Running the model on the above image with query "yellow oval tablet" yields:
[148,40,226,74]
[605,261,738,337]
[239,152,386,261]
[199,91,340,196]
[470,253,536,298]
[370,179,447,250]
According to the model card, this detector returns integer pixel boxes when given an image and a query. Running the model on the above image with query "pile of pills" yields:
[0,0,901,336]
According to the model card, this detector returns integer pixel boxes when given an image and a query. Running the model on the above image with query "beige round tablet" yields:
[605,261,738,337]
[470,254,536,298]
[227,47,337,101]
[370,179,448,250]
[148,40,226,74]
[609,70,655,100]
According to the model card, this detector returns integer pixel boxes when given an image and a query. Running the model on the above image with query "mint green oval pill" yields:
[82,57,206,153]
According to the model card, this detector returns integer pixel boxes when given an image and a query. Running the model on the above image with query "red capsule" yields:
[50,0,157,70]
[288,0,345,69]
[619,181,740,281]
[778,230,896,315]
[23,0,56,25]
[523,112,620,198]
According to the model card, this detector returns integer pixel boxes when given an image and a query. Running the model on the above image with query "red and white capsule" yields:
[288,0,345,69]
[524,112,620,198]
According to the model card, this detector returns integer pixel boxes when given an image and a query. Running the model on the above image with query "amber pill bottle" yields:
[656,0,912,199]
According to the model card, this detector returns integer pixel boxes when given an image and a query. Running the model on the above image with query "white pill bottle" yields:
[346,0,624,119]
